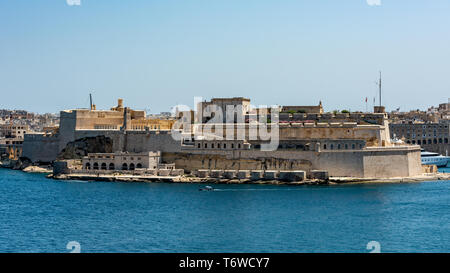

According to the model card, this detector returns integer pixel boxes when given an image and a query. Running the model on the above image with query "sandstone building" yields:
[82,151,164,171]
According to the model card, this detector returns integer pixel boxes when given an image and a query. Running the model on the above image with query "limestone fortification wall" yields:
[165,146,422,178]
[23,127,422,178]
[73,130,182,154]
[23,129,181,163]
[22,134,60,163]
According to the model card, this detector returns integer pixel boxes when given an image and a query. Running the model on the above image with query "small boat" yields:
[199,186,214,191]
[421,150,449,167]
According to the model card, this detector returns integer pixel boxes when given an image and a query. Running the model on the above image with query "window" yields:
[352,143,355,149]
[337,144,341,150]
[323,144,327,150]
[344,144,348,149]
[238,144,241,149]
[223,144,226,149]
[109,163,115,170]
[198,143,201,148]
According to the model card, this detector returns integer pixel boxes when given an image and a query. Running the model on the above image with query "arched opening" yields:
[296,145,305,150]
[136,163,143,169]
[323,144,327,150]
[85,163,91,170]
[101,163,107,170]
[428,139,432,144]
[109,163,115,170]
[93,162,99,170]
[122,163,128,170]
[129,163,135,170]
[433,139,437,144]
[330,144,334,150]
[439,138,442,143]
[337,144,341,150]
[445,138,448,144]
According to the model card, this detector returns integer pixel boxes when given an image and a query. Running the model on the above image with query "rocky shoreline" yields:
[48,172,450,185]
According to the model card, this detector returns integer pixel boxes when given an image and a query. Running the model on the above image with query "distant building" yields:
[390,121,450,155]
[0,124,29,139]
[0,137,23,160]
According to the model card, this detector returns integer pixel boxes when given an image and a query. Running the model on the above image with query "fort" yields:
[20,97,431,181]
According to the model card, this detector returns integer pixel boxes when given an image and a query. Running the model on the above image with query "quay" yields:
[49,170,450,185]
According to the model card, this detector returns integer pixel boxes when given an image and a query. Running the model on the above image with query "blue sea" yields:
[0,167,449,253]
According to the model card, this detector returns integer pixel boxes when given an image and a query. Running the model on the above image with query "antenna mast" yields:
[378,71,382,107]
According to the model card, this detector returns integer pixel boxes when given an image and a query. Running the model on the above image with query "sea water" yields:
[0,167,449,253]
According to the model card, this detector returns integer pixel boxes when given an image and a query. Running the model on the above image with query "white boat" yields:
[199,186,215,192]
[421,150,450,167]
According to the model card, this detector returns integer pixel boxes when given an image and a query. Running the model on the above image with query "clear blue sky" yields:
[1,0,449,114]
